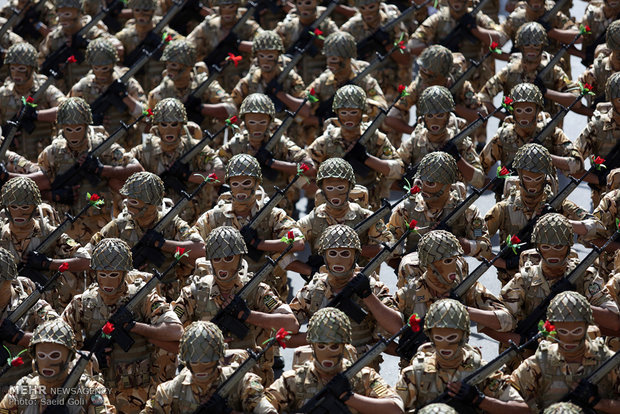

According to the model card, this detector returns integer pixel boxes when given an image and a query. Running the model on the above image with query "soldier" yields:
[216,93,314,216]
[340,0,411,101]
[61,238,183,413]
[274,0,339,85]
[417,403,458,414]
[131,98,223,225]
[510,291,620,412]
[396,299,527,411]
[591,181,620,280]
[69,37,147,149]
[0,319,116,412]
[385,44,487,151]
[32,97,143,242]
[408,0,506,90]
[0,177,90,312]
[306,84,404,209]
[187,0,261,91]
[394,231,515,338]
[89,172,204,300]
[388,152,491,287]
[544,402,586,414]
[0,246,58,393]
[192,154,304,300]
[142,321,277,413]
[480,82,583,193]
[265,307,405,413]
[172,226,299,384]
[479,22,580,121]
[489,213,619,346]
[485,144,601,285]
[148,39,236,136]
[38,0,123,93]
[0,42,65,160]
[297,158,394,278]
[578,0,620,69]
[289,225,403,362]
[0,0,56,44]
[397,85,486,189]
[575,72,620,208]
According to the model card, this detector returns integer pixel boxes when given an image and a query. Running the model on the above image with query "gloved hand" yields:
[198,393,230,412]
[0,163,9,186]
[433,221,453,233]
[108,79,128,98]
[221,31,241,51]
[505,252,520,270]
[452,382,485,407]
[25,251,52,270]
[329,373,353,402]
[534,76,548,96]
[570,380,601,408]
[307,254,325,276]
[167,161,191,181]
[347,142,369,163]
[240,226,259,247]
[142,229,166,249]
[227,296,251,322]
[443,139,462,161]
[110,306,136,331]
[351,273,372,299]
[459,12,477,30]
[82,155,104,176]
[184,95,202,116]
[0,318,25,344]
[22,104,38,123]
[51,187,77,205]
[266,78,283,96]
[537,19,552,32]
[255,147,274,167]
[41,405,70,414]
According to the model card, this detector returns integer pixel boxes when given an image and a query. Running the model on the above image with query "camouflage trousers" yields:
[109,384,153,414]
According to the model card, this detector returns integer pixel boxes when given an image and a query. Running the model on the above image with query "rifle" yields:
[538,0,568,27]
[327,225,412,324]
[0,268,65,372]
[582,12,620,67]
[283,0,338,59]
[184,59,233,125]
[17,196,99,285]
[356,0,431,60]
[101,0,125,34]
[168,0,203,34]
[131,176,212,269]
[239,172,304,261]
[193,337,279,413]
[440,0,491,52]
[450,47,496,94]
[561,349,620,413]
[0,0,46,41]
[211,243,294,339]
[538,30,585,80]
[123,0,186,67]
[300,322,412,413]
[513,229,620,342]
[51,115,147,192]
[40,0,122,77]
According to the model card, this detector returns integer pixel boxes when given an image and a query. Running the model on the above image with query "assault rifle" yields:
[123,0,186,67]
[561,349,620,413]
[40,0,122,77]
[0,0,47,41]
[356,0,431,60]
[582,12,620,67]
[440,0,490,52]
[239,171,304,261]
[300,322,412,413]
[132,176,212,268]
[327,225,413,324]
[193,336,280,413]
[450,46,498,94]
[212,243,295,339]
[537,0,568,28]
[51,115,147,192]
[184,58,236,125]
[283,0,338,59]
[538,30,585,80]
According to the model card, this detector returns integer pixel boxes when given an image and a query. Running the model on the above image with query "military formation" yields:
[1,0,620,412]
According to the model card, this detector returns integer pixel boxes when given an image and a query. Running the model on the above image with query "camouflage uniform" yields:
[580,1,620,65]
[0,43,66,161]
[3,150,40,174]
[592,188,620,280]
[0,0,55,45]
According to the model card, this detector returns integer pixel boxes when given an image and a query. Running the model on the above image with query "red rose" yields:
[299,163,310,172]
[585,25,591,32]
[229,115,238,124]
[58,262,69,273]
[398,40,405,49]
[594,156,605,165]
[310,87,317,96]
[503,97,514,105]
[102,322,115,335]
[408,313,421,332]
[490,41,499,50]
[147,109,154,117]
[165,34,172,43]
[66,55,77,63]
[543,320,555,332]
[409,219,418,229]
[90,193,100,202]
[510,235,521,244]
[10,357,23,367]
[287,230,295,240]
[25,96,34,104]
[313,28,323,37]
[499,166,509,176]
[176,247,186,256]
[584,83,593,91]
[398,84,406,95]
[208,173,218,181]
[410,185,421,194]
[227,53,242,67]
[275,327,289,348]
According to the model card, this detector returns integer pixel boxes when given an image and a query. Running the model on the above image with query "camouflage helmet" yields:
[30,319,76,354]
[418,404,458,414]
[418,230,464,267]
[57,97,92,125]
[418,86,455,115]
[239,93,275,119]
[424,298,470,339]
[510,83,544,108]
[354,0,379,6]
[1,177,41,206]
[153,98,187,123]
[120,172,165,205]
[543,403,584,414]
[532,213,574,246]
[86,37,118,66]
[252,31,284,54]
[4,43,38,68]
[605,72,620,101]
[161,39,196,67]
[91,238,133,271]
[513,143,554,176]
[323,31,357,59]
[55,0,82,10]
[417,45,453,78]
[179,321,225,364]
[547,291,594,325]
[204,226,248,259]
[318,224,362,254]
[316,158,356,187]
[332,85,366,111]
[307,307,352,344]
[0,247,18,281]
[416,152,458,185]
[515,22,548,47]
[127,0,157,10]
[606,20,620,51]
[225,154,262,183]
[214,0,241,4]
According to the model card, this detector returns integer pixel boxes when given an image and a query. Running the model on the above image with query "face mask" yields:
[322,178,350,210]
[97,270,124,298]
[9,64,32,86]
[229,177,257,206]
[63,125,87,150]
[324,248,356,279]
[428,256,464,288]
[337,108,362,131]
[312,343,344,374]
[538,244,570,268]
[513,103,538,131]
[35,343,71,382]
[189,361,219,384]
[7,205,35,227]
[211,255,242,291]
[424,113,449,136]
[257,51,278,73]
[430,327,463,361]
